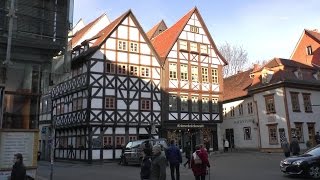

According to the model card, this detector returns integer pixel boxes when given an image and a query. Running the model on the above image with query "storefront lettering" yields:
[177,124,205,128]
[234,119,254,124]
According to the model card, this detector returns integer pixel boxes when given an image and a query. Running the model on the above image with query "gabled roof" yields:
[223,69,253,101]
[146,20,167,39]
[74,10,161,65]
[306,29,320,43]
[70,13,109,47]
[151,7,227,65]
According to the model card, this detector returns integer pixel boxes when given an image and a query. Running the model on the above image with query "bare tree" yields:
[219,42,248,77]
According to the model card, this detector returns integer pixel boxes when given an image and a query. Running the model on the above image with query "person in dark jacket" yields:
[141,149,152,180]
[191,145,210,180]
[290,136,301,156]
[281,138,290,157]
[165,140,182,180]
[183,142,191,168]
[10,153,26,180]
[150,145,167,180]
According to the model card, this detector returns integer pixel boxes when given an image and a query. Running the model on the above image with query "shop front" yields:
[163,122,218,152]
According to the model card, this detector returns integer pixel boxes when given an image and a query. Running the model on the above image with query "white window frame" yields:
[105,97,115,109]
[202,97,209,112]
[179,40,188,50]
[212,68,218,84]
[200,44,208,54]
[117,64,127,75]
[190,25,199,33]
[190,42,198,52]
[191,96,199,112]
[202,67,208,82]
[140,67,150,77]
[181,95,188,112]
[180,64,188,81]
[118,40,127,51]
[129,65,139,76]
[191,66,198,82]
[130,42,139,52]
[169,63,177,80]
[212,98,219,113]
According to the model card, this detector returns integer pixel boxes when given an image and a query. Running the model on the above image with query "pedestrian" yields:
[150,145,167,180]
[290,136,300,156]
[224,139,229,152]
[165,140,182,180]
[10,153,26,180]
[281,138,290,157]
[315,132,320,145]
[183,142,191,168]
[119,144,126,165]
[191,145,210,180]
[141,149,152,180]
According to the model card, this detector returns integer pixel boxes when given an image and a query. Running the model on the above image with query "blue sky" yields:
[73,0,319,65]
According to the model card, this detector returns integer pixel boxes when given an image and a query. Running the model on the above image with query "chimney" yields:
[313,29,318,32]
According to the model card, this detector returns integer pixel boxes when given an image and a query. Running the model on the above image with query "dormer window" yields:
[261,69,274,84]
[294,69,303,80]
[307,46,313,55]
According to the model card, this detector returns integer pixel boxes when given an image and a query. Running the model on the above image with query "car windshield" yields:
[305,146,320,156]
[126,140,144,148]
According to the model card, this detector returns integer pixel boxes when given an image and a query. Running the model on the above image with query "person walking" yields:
[281,138,290,157]
[10,153,26,180]
[165,140,182,180]
[183,142,191,168]
[290,136,301,156]
[315,132,320,145]
[191,145,210,180]
[150,145,167,180]
[141,149,152,180]
[224,139,229,152]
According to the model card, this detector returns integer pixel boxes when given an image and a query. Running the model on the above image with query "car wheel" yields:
[309,165,320,179]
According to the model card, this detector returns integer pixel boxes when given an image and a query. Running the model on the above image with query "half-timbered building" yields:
[51,10,162,161]
[151,7,227,151]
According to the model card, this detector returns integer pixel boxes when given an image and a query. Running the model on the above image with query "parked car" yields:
[280,145,320,179]
[120,138,168,165]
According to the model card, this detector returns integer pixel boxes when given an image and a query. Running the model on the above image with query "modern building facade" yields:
[151,7,227,152]
[51,10,162,161]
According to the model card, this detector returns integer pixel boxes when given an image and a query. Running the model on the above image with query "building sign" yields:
[177,124,205,128]
[0,131,38,169]
[234,119,254,124]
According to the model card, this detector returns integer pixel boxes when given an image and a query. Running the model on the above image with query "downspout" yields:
[253,99,262,151]
[282,87,292,143]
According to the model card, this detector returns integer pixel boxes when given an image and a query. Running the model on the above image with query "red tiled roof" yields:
[306,29,320,43]
[151,7,227,65]
[250,58,319,89]
[223,69,253,101]
[146,20,167,39]
[151,8,195,61]
[70,14,106,46]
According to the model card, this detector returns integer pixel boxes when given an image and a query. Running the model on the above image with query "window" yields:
[238,104,243,116]
[105,97,115,109]
[267,124,278,145]
[212,98,219,113]
[290,92,300,112]
[106,62,115,74]
[130,42,138,52]
[169,95,177,111]
[181,95,188,112]
[129,65,138,76]
[202,67,208,82]
[212,68,218,84]
[307,46,313,55]
[294,123,304,143]
[191,66,198,82]
[200,44,208,54]
[302,93,312,112]
[191,96,199,112]
[169,63,177,80]
[190,42,198,52]
[244,127,251,140]
[103,136,113,148]
[76,136,85,148]
[115,136,125,148]
[129,136,137,142]
[140,67,150,77]
[179,40,188,50]
[202,97,209,112]
[223,108,227,117]
[73,97,83,111]
[230,106,235,117]
[247,102,253,114]
[141,99,151,110]
[118,40,127,51]
[180,64,188,81]
[190,25,199,33]
[117,64,127,75]
[265,94,276,114]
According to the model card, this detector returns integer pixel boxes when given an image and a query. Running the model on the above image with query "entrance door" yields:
[308,123,316,146]
[225,129,234,149]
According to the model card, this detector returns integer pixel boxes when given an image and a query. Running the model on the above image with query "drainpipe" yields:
[282,87,292,143]
[253,99,262,151]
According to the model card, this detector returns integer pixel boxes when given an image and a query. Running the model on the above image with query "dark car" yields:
[280,145,320,178]
[120,138,168,165]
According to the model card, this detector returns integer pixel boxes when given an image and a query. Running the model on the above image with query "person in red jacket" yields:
[191,145,210,180]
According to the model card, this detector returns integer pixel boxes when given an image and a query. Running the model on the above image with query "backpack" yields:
[193,152,202,164]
